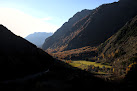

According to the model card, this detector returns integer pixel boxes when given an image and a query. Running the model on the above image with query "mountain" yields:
[0,25,114,91]
[94,13,137,90]
[42,0,137,53]
[42,9,93,52]
[1,6,137,91]
[48,46,97,60]
[42,13,137,91]
[97,14,137,76]
[0,25,54,81]
[25,32,53,48]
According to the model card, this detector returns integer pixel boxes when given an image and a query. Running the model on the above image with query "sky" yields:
[0,0,118,37]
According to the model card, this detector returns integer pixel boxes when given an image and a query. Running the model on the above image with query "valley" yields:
[0,0,137,91]
[69,60,112,75]
[43,0,137,80]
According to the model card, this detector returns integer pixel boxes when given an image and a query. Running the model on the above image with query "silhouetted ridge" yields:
[0,25,36,55]
[0,25,54,81]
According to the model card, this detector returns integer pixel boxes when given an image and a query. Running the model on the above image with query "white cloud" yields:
[0,8,59,37]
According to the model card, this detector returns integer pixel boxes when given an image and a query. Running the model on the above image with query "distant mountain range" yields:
[42,0,137,53]
[25,32,53,47]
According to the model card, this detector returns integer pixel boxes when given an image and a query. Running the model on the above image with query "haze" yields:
[0,0,118,37]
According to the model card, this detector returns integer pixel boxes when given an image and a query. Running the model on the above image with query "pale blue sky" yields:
[0,0,118,37]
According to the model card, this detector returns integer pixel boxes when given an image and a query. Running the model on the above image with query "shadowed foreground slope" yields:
[0,25,54,81]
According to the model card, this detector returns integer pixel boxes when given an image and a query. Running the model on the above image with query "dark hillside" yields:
[0,23,137,90]
[97,14,137,76]
[0,25,114,91]
[0,25,54,81]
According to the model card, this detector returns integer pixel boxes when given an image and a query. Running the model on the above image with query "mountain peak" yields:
[42,9,93,51]
[42,1,137,52]
[0,24,9,32]
[25,32,53,47]
[119,0,137,3]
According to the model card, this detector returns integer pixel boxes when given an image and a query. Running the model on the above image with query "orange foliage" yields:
[126,62,137,74]
[65,60,72,63]
[108,54,111,58]
[113,68,115,73]
[48,46,97,60]
[115,49,119,54]
[111,52,115,57]
[101,53,105,59]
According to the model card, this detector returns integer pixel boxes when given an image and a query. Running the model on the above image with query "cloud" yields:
[0,8,59,37]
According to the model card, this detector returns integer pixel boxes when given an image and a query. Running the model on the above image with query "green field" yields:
[69,60,112,70]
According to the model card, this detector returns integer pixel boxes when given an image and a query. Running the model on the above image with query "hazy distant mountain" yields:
[42,0,137,53]
[25,32,53,47]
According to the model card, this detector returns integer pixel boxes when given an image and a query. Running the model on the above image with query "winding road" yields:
[0,69,49,85]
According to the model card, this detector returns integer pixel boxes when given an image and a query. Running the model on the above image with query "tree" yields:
[111,52,115,57]
[102,53,105,59]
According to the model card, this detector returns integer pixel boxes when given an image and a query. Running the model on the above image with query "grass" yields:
[69,60,112,69]
[95,71,111,75]
[69,60,112,75]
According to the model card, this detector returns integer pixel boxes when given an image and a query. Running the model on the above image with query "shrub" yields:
[114,48,126,58]
[129,56,137,63]
[121,61,127,66]
[126,62,137,74]
[85,57,89,61]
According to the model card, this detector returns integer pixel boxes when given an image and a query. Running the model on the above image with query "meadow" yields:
[68,60,112,74]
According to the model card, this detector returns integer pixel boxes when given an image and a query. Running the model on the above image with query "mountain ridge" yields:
[42,0,137,52]
[97,14,137,76]
[0,24,54,81]
[42,9,93,51]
